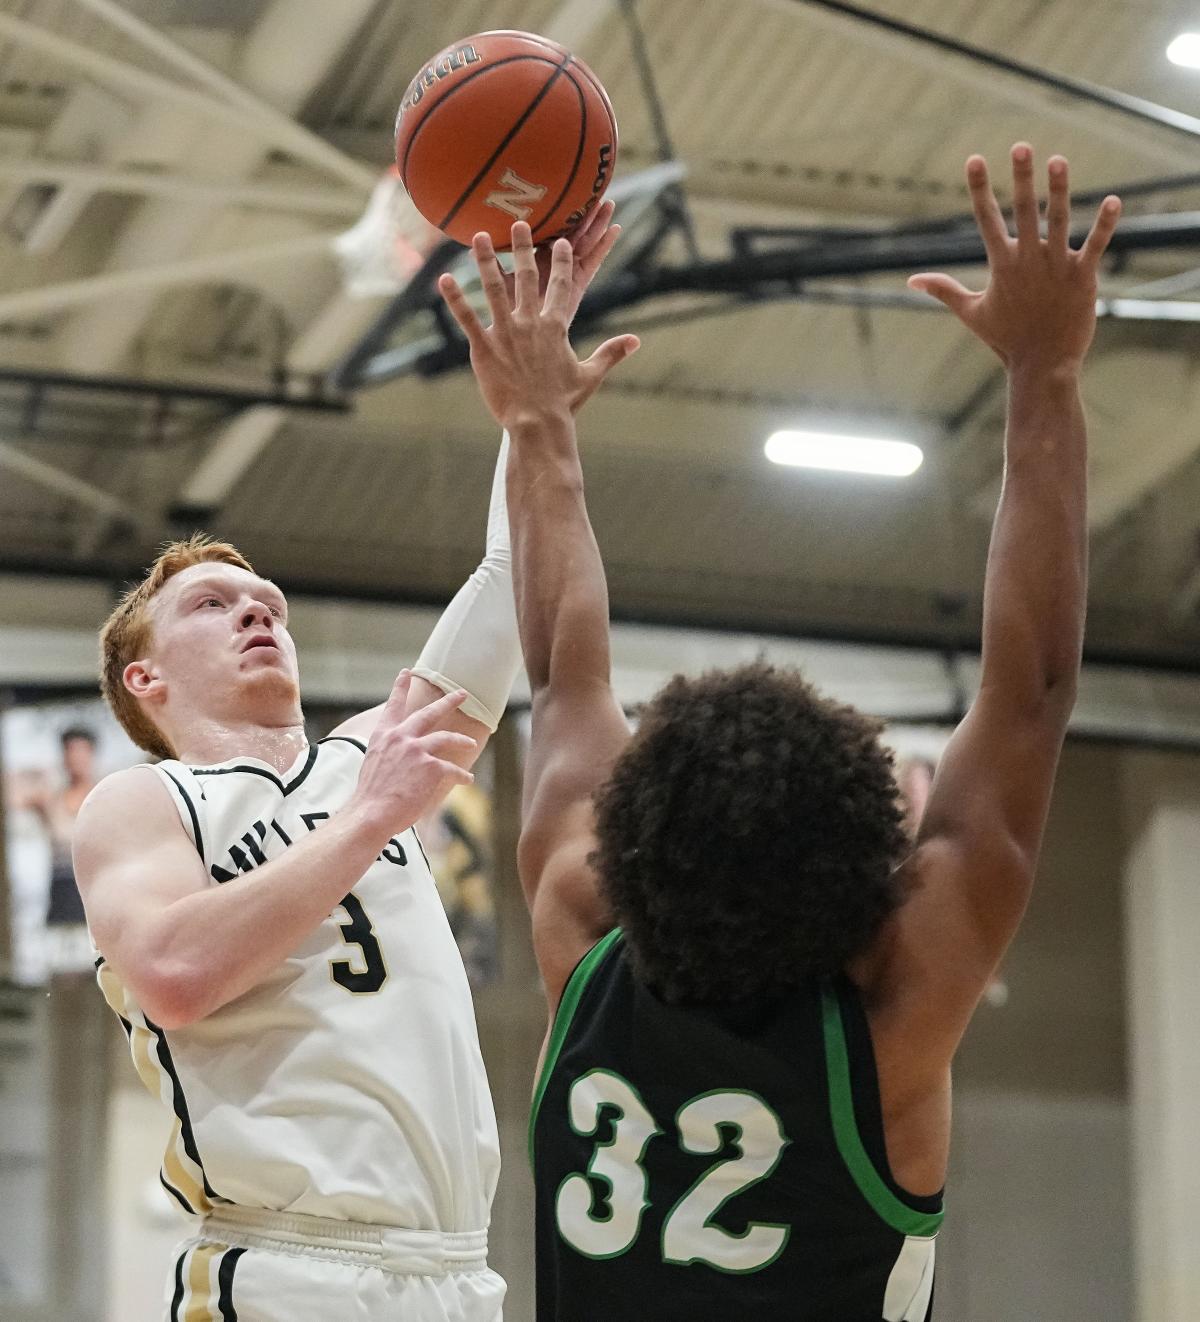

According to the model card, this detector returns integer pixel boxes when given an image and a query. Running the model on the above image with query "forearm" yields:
[507,409,612,694]
[412,432,521,731]
[139,806,390,1025]
[980,363,1087,712]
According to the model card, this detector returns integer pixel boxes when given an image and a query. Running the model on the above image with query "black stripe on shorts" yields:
[217,1246,247,1321]
[170,1246,186,1321]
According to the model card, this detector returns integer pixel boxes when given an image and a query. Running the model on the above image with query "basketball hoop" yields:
[333,167,439,298]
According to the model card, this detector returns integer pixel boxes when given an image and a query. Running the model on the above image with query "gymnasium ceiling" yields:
[6,0,1200,665]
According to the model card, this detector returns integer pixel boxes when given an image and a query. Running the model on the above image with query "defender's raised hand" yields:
[439,220,639,428]
[909,145,1121,371]
[494,198,622,325]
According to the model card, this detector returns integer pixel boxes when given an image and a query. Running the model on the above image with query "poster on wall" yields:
[2,698,140,985]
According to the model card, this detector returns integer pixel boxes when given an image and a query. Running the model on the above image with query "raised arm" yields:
[439,219,639,1009]
[330,202,626,773]
[861,146,1121,1062]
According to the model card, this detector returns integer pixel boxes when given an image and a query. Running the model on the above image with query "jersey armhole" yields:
[151,764,206,863]
[527,927,622,1170]
[820,983,945,1239]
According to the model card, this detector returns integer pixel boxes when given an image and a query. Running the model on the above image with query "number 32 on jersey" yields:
[556,1069,791,1274]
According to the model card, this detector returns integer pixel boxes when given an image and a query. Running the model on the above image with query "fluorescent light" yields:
[1167,32,1200,67]
[765,429,923,477]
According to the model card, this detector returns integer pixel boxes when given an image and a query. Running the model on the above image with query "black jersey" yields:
[531,930,943,1322]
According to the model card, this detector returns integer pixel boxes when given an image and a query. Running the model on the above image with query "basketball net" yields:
[333,166,440,298]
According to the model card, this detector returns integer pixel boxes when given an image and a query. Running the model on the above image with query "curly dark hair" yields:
[591,661,909,1004]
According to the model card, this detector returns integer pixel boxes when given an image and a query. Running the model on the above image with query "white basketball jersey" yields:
[94,736,500,1233]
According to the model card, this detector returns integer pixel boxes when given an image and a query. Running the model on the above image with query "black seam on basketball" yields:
[568,57,618,149]
[398,55,561,184]
[437,49,575,232]
[531,62,588,238]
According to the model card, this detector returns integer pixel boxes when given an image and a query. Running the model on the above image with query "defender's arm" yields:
[508,409,633,1008]
[862,148,1121,1064]
[439,220,638,1012]
[330,203,625,769]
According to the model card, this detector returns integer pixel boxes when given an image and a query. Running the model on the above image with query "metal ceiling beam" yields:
[0,367,348,412]
[765,0,1200,170]
[0,11,376,192]
[0,233,336,321]
[0,440,155,529]
[64,0,372,192]
[0,160,362,217]
[338,208,1200,388]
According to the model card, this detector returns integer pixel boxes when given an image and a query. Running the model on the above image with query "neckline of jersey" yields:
[185,741,318,794]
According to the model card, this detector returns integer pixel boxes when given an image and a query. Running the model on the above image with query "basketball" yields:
[395,30,618,251]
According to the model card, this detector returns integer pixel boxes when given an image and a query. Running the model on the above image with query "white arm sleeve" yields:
[411,432,522,731]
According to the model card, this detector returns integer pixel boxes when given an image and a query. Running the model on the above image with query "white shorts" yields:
[163,1205,506,1322]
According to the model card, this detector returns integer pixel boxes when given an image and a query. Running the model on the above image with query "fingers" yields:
[421,730,479,761]
[472,231,513,330]
[1010,142,1040,247]
[431,759,475,788]
[577,333,640,406]
[1045,155,1070,254]
[382,669,413,718]
[577,222,622,287]
[1080,194,1122,271]
[437,274,486,350]
[907,273,979,320]
[402,686,469,736]
[510,221,540,314]
[572,198,616,259]
[965,154,1011,265]
[542,237,575,320]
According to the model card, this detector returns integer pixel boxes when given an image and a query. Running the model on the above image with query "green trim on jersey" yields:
[820,985,945,1239]
[529,929,624,1168]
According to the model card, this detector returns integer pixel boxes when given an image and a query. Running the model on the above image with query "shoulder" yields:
[74,766,181,853]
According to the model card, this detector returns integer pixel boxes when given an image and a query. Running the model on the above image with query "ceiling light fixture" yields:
[1167,32,1200,68]
[764,429,924,478]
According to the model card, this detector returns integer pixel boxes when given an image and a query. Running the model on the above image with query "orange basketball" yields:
[395,30,617,251]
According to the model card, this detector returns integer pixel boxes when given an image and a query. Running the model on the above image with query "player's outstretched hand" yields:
[496,198,621,325]
[908,145,1121,372]
[351,671,477,838]
[438,219,640,428]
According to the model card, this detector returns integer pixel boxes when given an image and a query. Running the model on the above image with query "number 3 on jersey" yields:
[556,1069,791,1273]
[330,892,388,994]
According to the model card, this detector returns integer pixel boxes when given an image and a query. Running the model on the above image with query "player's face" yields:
[144,563,302,722]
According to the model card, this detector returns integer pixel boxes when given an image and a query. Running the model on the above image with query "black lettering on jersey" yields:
[380,837,408,867]
[210,821,269,883]
[270,818,293,847]
[301,812,331,833]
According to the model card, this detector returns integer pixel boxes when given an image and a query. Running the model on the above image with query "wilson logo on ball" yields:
[399,44,482,116]
[484,168,550,222]
[565,142,614,230]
